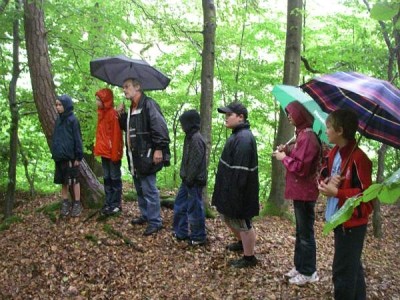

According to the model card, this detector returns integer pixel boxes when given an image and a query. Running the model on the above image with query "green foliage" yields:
[85,234,98,243]
[123,190,137,202]
[323,167,400,235]
[36,201,60,223]
[370,2,400,21]
[0,0,399,209]
[0,215,23,232]
[260,200,292,221]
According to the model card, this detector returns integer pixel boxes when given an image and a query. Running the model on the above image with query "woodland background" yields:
[0,0,400,298]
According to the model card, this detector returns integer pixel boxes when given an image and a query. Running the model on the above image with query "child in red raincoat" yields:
[318,109,373,300]
[273,100,321,285]
[94,88,123,216]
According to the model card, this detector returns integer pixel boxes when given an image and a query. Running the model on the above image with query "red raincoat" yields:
[321,139,373,228]
[281,101,321,201]
[94,88,123,162]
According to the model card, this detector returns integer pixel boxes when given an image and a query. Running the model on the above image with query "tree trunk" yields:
[23,0,103,206]
[18,138,36,197]
[5,0,22,218]
[373,144,387,238]
[266,0,303,215]
[200,0,216,204]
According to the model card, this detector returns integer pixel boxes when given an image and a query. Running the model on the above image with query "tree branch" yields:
[300,56,321,73]
[0,0,10,14]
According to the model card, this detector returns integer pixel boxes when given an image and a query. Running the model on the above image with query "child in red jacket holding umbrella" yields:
[318,109,373,300]
[94,88,124,216]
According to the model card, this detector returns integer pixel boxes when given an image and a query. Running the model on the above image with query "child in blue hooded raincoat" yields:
[51,94,83,217]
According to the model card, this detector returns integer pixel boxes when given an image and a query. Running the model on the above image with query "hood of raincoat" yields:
[96,88,114,110]
[179,109,200,134]
[57,94,74,116]
[285,100,314,132]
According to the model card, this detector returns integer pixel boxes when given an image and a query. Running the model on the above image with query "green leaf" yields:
[323,195,360,235]
[371,3,399,21]
[377,184,400,204]
[360,183,382,202]
[323,167,400,235]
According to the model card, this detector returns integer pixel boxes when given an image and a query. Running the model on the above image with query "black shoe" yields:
[173,233,189,241]
[103,206,122,216]
[101,205,110,216]
[229,256,258,268]
[226,241,243,252]
[188,239,206,246]
[131,216,147,225]
[143,225,162,236]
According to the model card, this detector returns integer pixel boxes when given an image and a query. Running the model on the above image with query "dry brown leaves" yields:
[0,195,399,299]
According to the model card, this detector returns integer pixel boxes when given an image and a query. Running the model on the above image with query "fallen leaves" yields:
[0,195,399,299]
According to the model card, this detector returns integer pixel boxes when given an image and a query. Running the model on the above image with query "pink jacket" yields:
[282,101,321,201]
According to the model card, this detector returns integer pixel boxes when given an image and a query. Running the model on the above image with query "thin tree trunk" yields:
[266,0,303,215]
[18,138,36,197]
[373,144,387,238]
[200,0,216,205]
[5,0,22,218]
[23,0,103,205]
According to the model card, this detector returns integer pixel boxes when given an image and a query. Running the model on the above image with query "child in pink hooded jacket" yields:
[273,100,321,285]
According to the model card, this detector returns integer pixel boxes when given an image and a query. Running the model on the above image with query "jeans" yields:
[102,157,122,209]
[293,200,317,276]
[133,173,162,228]
[333,224,367,300]
[173,183,206,242]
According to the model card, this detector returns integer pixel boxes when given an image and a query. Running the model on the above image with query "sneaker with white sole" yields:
[284,267,300,278]
[289,272,319,285]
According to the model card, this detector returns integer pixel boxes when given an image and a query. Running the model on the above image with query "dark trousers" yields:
[293,200,317,276]
[101,157,122,209]
[173,183,206,242]
[333,224,367,300]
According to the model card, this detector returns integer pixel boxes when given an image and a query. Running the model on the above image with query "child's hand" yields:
[272,150,286,161]
[318,180,338,197]
[276,144,285,152]
[328,175,343,187]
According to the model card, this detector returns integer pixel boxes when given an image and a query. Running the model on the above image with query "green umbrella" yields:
[272,84,330,144]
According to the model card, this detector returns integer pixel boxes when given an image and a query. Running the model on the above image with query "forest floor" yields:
[0,190,399,300]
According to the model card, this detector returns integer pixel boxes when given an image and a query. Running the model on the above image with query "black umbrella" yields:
[90,54,170,90]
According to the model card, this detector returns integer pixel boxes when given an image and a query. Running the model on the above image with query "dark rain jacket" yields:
[320,139,373,228]
[212,121,259,219]
[179,110,207,187]
[119,93,170,176]
[281,101,321,201]
[51,95,83,162]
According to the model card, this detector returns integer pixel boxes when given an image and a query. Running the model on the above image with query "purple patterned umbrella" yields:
[301,71,400,149]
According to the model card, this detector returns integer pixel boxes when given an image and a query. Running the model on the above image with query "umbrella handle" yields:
[284,135,296,146]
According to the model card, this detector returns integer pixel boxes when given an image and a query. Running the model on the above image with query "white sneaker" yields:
[284,267,299,278]
[289,272,319,285]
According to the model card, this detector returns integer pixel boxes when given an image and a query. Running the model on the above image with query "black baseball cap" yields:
[217,102,248,119]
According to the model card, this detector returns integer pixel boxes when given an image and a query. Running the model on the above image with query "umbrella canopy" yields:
[90,54,170,90]
[272,84,330,144]
[301,71,400,149]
